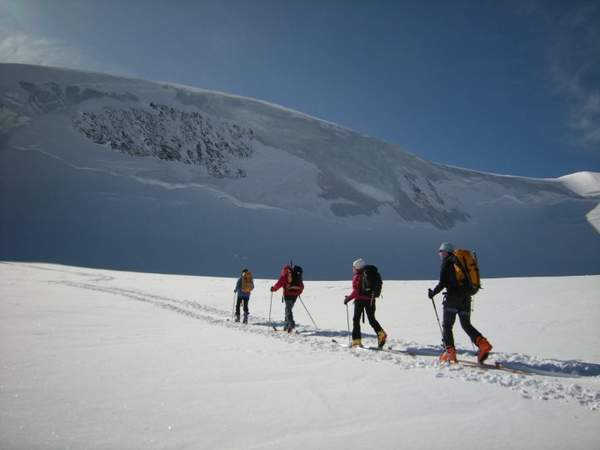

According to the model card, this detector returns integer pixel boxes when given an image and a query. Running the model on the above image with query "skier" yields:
[270,263,304,332]
[233,269,254,323]
[344,258,387,348]
[428,242,492,363]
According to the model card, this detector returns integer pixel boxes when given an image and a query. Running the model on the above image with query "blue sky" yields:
[1,0,598,177]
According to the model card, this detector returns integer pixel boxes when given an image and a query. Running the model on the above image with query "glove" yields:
[270,286,276,292]
[344,296,351,305]
[427,288,435,300]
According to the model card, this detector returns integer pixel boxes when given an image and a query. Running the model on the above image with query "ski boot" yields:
[476,336,493,363]
[234,314,240,323]
[439,345,458,363]
[243,314,248,324]
[377,330,387,348]
[351,338,362,348]
[287,321,296,333]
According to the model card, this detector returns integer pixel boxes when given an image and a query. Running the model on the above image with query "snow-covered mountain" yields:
[1,63,598,278]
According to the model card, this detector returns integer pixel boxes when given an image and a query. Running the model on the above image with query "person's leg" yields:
[284,296,297,330]
[365,302,382,334]
[439,307,458,362]
[365,301,387,347]
[442,307,458,348]
[235,297,242,322]
[352,302,366,344]
[457,297,493,362]
[458,311,482,343]
[243,298,249,323]
[284,297,291,330]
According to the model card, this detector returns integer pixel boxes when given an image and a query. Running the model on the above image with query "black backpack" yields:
[290,265,303,287]
[361,265,382,298]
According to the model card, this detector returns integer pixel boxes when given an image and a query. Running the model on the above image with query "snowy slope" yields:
[0,63,599,278]
[560,171,600,197]
[1,262,598,449]
[559,172,600,233]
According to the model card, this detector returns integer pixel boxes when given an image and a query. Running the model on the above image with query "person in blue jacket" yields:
[234,269,254,323]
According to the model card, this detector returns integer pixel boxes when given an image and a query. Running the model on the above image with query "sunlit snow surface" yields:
[1,262,599,449]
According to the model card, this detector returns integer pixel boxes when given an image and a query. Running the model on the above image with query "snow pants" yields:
[284,296,297,330]
[442,294,482,347]
[235,296,249,318]
[352,300,383,341]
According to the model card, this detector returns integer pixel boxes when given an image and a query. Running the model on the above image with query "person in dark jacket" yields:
[270,264,304,332]
[344,258,387,348]
[233,269,253,323]
[428,242,492,363]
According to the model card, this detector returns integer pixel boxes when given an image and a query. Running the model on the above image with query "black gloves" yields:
[343,296,351,305]
[428,288,435,299]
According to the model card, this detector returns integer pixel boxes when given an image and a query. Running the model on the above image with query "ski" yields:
[330,340,560,377]
[273,326,302,334]
[333,338,533,374]
[332,338,360,349]
[332,338,417,356]
[332,339,385,352]
[455,359,531,376]
[366,346,417,357]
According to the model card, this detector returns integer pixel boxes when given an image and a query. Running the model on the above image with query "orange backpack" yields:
[241,271,254,293]
[453,249,481,295]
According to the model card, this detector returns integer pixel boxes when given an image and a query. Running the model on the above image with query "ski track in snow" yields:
[39,266,600,412]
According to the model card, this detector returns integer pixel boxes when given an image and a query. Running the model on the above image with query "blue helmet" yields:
[438,242,455,253]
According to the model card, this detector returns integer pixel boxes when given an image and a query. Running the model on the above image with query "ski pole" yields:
[298,295,318,329]
[469,298,477,353]
[269,292,273,325]
[346,303,351,345]
[430,297,445,347]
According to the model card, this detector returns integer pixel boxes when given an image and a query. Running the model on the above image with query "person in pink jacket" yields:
[271,264,304,332]
[344,258,387,348]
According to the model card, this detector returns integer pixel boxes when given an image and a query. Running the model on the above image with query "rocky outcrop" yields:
[73,103,254,178]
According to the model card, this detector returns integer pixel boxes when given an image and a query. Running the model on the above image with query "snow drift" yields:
[0,63,598,278]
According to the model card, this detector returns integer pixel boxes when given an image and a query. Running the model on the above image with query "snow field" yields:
[1,262,599,449]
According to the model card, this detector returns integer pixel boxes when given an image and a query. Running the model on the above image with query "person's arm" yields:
[271,273,285,292]
[431,260,449,296]
[345,274,361,302]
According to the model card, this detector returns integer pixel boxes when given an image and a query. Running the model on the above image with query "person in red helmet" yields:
[428,242,492,363]
[270,263,304,332]
[344,258,387,348]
